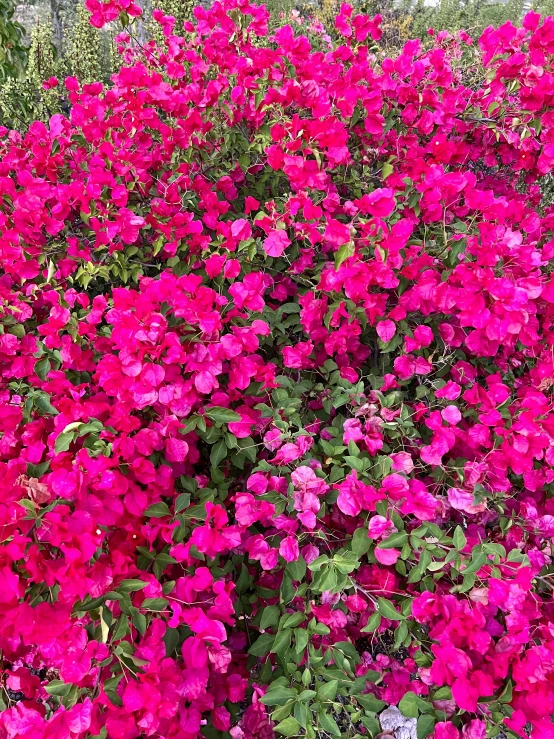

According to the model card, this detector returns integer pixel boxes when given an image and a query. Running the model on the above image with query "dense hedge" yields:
[1,3,554,739]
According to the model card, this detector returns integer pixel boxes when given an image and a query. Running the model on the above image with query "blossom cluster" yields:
[0,2,554,739]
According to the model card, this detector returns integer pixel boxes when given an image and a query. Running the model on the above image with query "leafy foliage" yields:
[0,21,62,128]
[66,1,103,84]
[0,0,27,79]
[1,3,554,739]
[149,0,196,44]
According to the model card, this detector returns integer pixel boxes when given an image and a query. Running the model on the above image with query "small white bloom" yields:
[380,707,417,739]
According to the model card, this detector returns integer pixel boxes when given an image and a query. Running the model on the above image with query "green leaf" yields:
[105,689,123,707]
[136,547,155,560]
[334,550,360,574]
[382,162,394,179]
[76,595,106,611]
[378,531,408,549]
[286,556,306,581]
[205,406,241,424]
[248,633,274,657]
[163,627,181,656]
[260,687,297,706]
[18,499,37,516]
[280,574,295,605]
[335,241,355,270]
[210,439,227,468]
[417,714,436,739]
[498,679,513,703]
[175,493,190,513]
[360,611,381,633]
[144,502,171,518]
[294,701,310,728]
[153,236,164,255]
[352,526,371,556]
[344,455,365,473]
[35,393,58,415]
[308,555,329,572]
[45,680,73,697]
[318,711,342,737]
[105,591,122,601]
[27,461,50,478]
[507,549,527,563]
[179,417,199,435]
[112,616,129,642]
[294,628,309,654]
[260,605,281,630]
[141,598,168,611]
[377,597,405,621]
[464,551,487,574]
[117,579,147,593]
[271,629,292,654]
[282,612,305,629]
[399,691,419,718]
[334,640,361,665]
[414,695,434,714]
[356,693,386,712]
[427,561,445,572]
[453,526,467,550]
[132,611,147,635]
[272,705,293,723]
[62,422,83,434]
[157,553,177,566]
[274,717,300,737]
[361,715,381,735]
[394,621,409,648]
[350,105,362,127]
[447,238,467,267]
[314,567,337,593]
[318,679,338,701]
[362,669,380,683]
[54,431,74,454]
[311,622,330,635]
[35,358,51,381]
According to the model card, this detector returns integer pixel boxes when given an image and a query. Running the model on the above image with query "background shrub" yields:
[0,3,554,739]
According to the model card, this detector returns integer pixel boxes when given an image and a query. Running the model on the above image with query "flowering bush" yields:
[2,3,554,739]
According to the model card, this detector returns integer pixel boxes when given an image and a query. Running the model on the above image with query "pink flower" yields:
[355,188,395,218]
[264,230,290,257]
[376,320,396,342]
[231,219,252,242]
[228,408,259,438]
[448,488,486,514]
[390,452,414,473]
[441,405,462,425]
[375,547,400,565]
[368,515,394,539]
[462,720,486,739]
[343,418,364,443]
[452,671,494,712]
[291,466,329,496]
[434,723,460,739]
[279,536,300,562]
[436,381,461,400]
[165,437,189,462]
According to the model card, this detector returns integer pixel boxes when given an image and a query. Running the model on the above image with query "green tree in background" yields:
[66,1,102,83]
[0,21,61,128]
[0,0,548,131]
[149,0,196,42]
[26,22,62,118]
[0,0,27,80]
[408,0,525,39]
